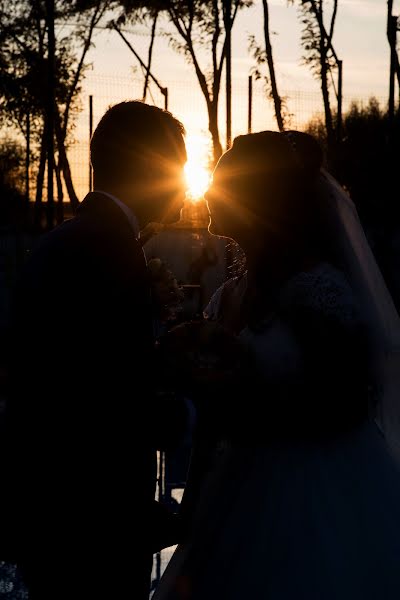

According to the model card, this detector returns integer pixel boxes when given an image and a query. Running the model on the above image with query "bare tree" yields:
[248,0,285,131]
[57,0,111,215]
[119,0,252,164]
[387,0,400,123]
[143,10,159,100]
[0,0,111,226]
[298,0,339,151]
[113,3,166,103]
[165,0,253,164]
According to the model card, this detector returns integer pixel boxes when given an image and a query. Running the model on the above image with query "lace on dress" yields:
[279,263,361,330]
[205,263,369,440]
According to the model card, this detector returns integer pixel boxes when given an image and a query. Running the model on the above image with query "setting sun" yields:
[184,134,212,202]
[185,162,210,201]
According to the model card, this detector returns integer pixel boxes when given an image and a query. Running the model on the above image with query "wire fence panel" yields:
[1,72,388,203]
[66,74,387,201]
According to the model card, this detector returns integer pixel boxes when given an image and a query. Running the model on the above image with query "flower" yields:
[148,258,184,323]
[156,320,249,397]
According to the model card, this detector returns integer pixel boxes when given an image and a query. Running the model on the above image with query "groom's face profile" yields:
[128,140,187,225]
[90,101,187,226]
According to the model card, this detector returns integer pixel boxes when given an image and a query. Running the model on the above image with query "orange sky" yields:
[63,0,399,200]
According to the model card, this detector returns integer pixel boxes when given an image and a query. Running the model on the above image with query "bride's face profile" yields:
[205,164,229,238]
[206,131,324,269]
[206,153,256,241]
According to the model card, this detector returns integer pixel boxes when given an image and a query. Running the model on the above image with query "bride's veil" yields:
[317,170,400,464]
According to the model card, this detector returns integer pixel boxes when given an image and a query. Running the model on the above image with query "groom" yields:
[6,102,190,599]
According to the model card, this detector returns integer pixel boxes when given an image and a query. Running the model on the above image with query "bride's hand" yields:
[156,320,249,399]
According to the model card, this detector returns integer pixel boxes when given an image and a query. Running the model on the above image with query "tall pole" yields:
[224,0,232,149]
[337,60,343,141]
[46,0,55,230]
[25,112,30,212]
[89,95,93,192]
[164,88,168,111]
[389,15,396,122]
[248,75,253,134]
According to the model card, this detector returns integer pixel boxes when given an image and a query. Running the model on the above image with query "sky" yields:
[66,0,399,199]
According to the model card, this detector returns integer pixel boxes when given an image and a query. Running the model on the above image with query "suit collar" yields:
[93,190,140,239]
[78,191,140,240]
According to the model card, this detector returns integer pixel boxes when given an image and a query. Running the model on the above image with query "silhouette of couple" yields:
[3,101,400,599]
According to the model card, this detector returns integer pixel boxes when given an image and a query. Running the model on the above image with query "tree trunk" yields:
[34,124,47,229]
[55,109,79,212]
[60,148,79,212]
[55,159,64,224]
[45,0,55,231]
[209,102,223,165]
[143,12,158,101]
[319,33,335,159]
[262,0,284,131]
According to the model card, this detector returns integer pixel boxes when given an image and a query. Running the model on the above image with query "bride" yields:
[154,130,400,599]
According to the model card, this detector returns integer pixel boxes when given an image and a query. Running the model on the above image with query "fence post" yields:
[389,15,397,123]
[25,112,30,212]
[89,95,93,192]
[248,75,253,134]
[337,60,343,141]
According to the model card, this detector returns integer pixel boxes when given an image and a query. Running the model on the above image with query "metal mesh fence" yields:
[64,74,388,201]
[0,73,389,202]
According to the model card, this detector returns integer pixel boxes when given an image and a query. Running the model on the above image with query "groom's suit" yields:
[5,192,188,599]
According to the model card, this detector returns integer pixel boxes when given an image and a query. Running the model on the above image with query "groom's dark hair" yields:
[90,101,186,186]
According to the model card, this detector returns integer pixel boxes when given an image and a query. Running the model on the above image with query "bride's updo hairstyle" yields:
[208,130,324,261]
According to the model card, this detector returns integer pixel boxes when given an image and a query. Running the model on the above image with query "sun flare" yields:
[185,162,210,201]
[184,134,212,202]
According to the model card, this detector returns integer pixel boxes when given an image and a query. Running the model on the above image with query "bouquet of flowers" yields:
[156,319,249,401]
[147,257,184,324]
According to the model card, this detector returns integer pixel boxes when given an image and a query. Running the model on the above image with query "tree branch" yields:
[262,0,284,130]
[61,0,105,137]
[167,5,211,107]
[328,0,338,44]
[143,10,158,101]
[212,0,220,84]
[307,0,338,62]
[168,3,190,39]
[217,0,239,76]
[32,0,46,56]
[188,0,194,37]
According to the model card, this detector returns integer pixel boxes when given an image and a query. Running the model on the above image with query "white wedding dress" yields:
[154,262,400,600]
